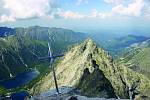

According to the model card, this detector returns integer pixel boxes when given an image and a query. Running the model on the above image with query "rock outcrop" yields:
[31,39,150,99]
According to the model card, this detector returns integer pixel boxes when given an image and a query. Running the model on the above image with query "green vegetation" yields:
[32,38,150,99]
[0,86,8,95]
[1,26,150,99]
[9,62,50,93]
[0,35,48,80]
[0,26,86,80]
[0,62,50,96]
[115,39,150,98]
[0,26,86,97]
[77,68,116,98]
[101,35,149,57]
[116,39,150,79]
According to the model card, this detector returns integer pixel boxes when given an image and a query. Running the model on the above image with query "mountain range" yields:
[96,35,150,56]
[0,26,150,99]
[0,27,15,37]
[0,26,87,80]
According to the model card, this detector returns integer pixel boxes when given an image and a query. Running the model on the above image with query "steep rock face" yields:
[32,39,150,99]
[77,67,116,98]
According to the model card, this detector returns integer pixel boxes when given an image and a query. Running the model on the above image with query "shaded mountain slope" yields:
[77,67,116,98]
[15,26,86,54]
[0,35,48,80]
[0,27,15,37]
[0,26,87,80]
[31,39,150,99]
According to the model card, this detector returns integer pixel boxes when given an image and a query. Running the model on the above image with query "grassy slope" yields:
[115,41,150,98]
[0,36,49,95]
[102,35,149,57]
[116,38,150,78]
[117,47,150,79]
[0,86,8,95]
[0,35,48,79]
[0,27,87,96]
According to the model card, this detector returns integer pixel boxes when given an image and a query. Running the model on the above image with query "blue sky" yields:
[0,0,150,35]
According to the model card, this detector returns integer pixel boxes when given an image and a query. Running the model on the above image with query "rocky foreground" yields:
[30,87,126,100]
[31,94,121,100]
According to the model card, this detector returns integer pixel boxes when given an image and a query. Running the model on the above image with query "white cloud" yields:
[76,0,88,5]
[59,10,85,19]
[87,0,146,19]
[98,12,112,19]
[142,1,150,19]
[143,6,150,19]
[0,0,56,22]
[58,9,111,19]
[89,9,111,19]
[104,0,124,4]
[0,15,15,23]
[112,0,145,16]
[57,9,112,19]
[0,0,149,22]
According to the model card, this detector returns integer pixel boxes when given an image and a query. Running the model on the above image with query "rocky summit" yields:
[31,39,150,99]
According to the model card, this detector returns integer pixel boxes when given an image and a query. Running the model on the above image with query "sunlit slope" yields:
[117,39,150,79]
[32,39,150,99]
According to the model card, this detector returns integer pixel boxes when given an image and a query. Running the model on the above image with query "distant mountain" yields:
[101,35,150,56]
[0,26,87,80]
[32,39,150,99]
[89,33,119,46]
[15,26,87,54]
[0,27,15,37]
[117,39,150,79]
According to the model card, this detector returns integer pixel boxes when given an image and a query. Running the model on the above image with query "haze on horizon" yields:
[0,0,150,36]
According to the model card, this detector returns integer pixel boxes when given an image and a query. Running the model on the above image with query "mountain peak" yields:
[84,38,94,43]
[31,38,117,98]
[31,39,118,96]
[82,38,96,47]
[79,38,97,53]
[32,39,150,99]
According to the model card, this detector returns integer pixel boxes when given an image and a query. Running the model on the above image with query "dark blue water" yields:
[10,91,29,100]
[0,70,39,89]
[0,70,39,100]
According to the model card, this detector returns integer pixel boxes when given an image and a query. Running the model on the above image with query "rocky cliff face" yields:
[31,39,150,99]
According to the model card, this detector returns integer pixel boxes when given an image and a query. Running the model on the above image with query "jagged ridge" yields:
[32,39,150,99]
